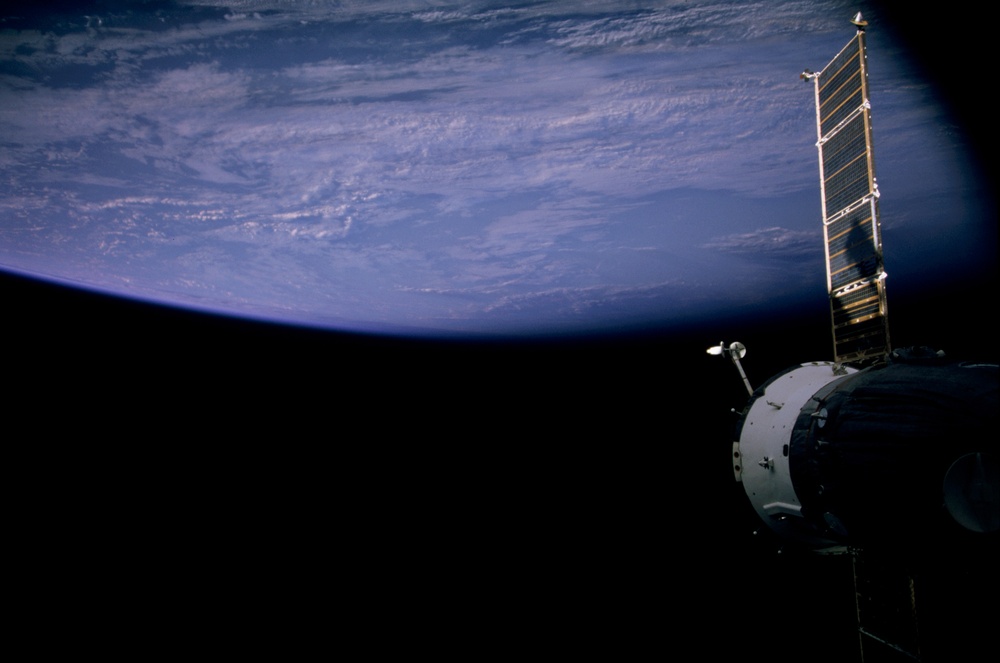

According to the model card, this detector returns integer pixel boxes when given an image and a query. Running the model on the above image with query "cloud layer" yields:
[0,1,977,335]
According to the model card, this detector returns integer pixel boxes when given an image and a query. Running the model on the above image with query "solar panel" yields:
[808,30,889,365]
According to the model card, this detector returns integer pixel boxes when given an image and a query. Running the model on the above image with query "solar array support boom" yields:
[803,22,890,366]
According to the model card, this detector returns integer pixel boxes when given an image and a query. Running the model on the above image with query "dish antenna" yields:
[706,341,752,397]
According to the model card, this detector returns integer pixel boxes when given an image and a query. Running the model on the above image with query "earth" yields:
[1,1,993,340]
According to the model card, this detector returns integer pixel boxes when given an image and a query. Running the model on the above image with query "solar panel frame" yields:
[812,30,890,365]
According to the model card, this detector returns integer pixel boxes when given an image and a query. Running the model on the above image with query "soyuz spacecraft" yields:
[716,11,998,553]
[711,14,998,659]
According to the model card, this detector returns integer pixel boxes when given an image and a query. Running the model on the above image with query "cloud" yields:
[0,2,837,209]
[701,226,819,257]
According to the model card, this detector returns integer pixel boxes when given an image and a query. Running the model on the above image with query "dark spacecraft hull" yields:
[789,352,999,545]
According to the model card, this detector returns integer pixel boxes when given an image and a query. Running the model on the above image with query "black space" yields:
[6,257,996,661]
